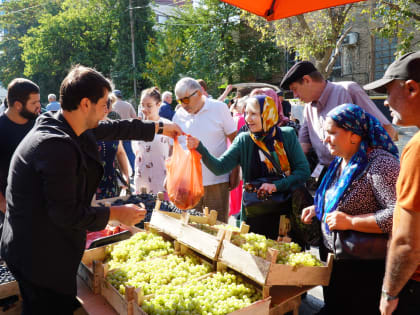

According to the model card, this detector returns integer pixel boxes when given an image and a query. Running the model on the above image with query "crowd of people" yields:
[0,50,418,315]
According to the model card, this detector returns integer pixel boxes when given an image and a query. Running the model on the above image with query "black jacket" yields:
[1,112,155,295]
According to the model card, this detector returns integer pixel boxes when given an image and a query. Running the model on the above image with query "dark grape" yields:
[98,194,203,228]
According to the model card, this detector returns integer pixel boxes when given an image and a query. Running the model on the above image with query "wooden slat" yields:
[0,280,19,299]
[82,246,107,266]
[265,253,334,286]
[229,297,271,315]
[269,295,301,315]
[219,240,271,285]
[101,279,129,315]
[149,210,183,239]
[177,222,224,260]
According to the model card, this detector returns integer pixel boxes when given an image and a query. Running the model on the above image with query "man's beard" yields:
[20,106,38,120]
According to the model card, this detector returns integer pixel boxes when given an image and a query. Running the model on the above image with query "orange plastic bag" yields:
[166,137,204,210]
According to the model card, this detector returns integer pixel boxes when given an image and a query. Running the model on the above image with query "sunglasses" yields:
[176,90,198,105]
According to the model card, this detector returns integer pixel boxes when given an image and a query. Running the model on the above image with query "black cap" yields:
[364,51,420,94]
[280,61,317,90]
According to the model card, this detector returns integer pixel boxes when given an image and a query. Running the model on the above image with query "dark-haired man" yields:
[0,78,40,225]
[1,65,182,314]
[280,61,397,182]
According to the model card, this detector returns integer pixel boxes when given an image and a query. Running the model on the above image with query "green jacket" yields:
[196,127,310,220]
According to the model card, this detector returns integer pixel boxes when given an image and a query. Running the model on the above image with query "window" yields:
[374,37,397,80]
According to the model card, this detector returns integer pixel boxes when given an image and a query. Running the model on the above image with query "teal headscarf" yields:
[314,104,398,232]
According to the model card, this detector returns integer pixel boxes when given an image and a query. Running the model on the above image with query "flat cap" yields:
[364,51,420,94]
[280,61,317,90]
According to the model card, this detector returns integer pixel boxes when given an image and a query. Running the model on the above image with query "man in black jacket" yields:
[0,65,182,314]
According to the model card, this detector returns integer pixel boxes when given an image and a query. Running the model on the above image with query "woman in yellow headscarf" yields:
[186,95,310,239]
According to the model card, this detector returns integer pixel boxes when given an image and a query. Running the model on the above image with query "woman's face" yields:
[324,117,357,158]
[141,95,160,120]
[245,100,263,133]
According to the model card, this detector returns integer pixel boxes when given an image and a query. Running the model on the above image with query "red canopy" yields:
[221,0,366,21]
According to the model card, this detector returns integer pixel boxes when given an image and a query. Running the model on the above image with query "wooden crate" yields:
[79,226,172,292]
[150,210,225,261]
[218,232,334,287]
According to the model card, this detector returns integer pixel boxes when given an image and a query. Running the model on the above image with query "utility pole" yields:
[129,0,137,103]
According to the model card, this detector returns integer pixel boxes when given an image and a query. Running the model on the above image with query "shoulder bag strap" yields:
[257,147,286,179]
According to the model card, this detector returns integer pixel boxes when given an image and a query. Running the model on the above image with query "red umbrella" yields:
[221,0,366,21]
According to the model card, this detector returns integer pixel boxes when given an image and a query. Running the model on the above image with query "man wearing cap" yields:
[364,51,420,315]
[112,89,138,176]
[280,61,397,181]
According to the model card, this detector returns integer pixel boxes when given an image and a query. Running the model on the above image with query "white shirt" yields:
[173,97,236,186]
[134,117,172,194]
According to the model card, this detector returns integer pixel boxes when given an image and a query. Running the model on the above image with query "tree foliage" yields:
[0,0,61,91]
[369,0,420,54]
[20,0,118,97]
[145,0,284,96]
[242,5,355,78]
[111,0,154,102]
[0,0,153,103]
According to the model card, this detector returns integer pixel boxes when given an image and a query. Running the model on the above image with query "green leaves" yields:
[0,0,153,103]
[370,0,419,55]
[242,5,355,77]
[144,0,284,96]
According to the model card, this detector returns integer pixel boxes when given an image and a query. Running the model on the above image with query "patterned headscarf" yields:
[314,103,399,232]
[248,95,291,176]
[261,88,288,125]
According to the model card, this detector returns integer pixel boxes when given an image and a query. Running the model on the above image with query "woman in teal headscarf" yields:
[301,103,399,315]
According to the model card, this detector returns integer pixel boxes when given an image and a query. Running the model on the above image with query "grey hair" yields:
[162,91,172,100]
[174,77,201,98]
[48,93,56,101]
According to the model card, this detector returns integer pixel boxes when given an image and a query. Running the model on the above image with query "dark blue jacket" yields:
[159,101,175,120]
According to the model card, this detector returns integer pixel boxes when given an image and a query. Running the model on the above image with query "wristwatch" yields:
[381,288,398,301]
[157,121,164,134]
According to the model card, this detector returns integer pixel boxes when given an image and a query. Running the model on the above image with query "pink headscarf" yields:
[261,88,288,125]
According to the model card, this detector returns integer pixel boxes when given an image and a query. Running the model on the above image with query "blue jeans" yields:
[123,140,135,175]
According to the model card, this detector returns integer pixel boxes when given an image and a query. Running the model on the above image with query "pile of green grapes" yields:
[231,233,322,266]
[106,254,212,295]
[142,272,261,315]
[106,232,174,268]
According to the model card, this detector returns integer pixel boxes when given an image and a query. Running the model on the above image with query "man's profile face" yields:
[289,80,312,103]
[177,89,202,114]
[87,90,109,129]
[20,93,41,120]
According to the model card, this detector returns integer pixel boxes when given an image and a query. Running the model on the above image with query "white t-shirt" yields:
[133,117,172,194]
[173,97,236,186]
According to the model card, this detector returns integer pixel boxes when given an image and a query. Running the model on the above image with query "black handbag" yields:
[243,177,291,217]
[333,230,389,260]
[243,148,291,217]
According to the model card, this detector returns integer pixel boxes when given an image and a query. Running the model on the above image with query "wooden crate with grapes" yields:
[149,205,225,261]
[80,225,272,315]
[218,225,333,288]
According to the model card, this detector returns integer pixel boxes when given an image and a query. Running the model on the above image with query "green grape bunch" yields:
[230,233,322,266]
[142,272,262,315]
[105,232,174,268]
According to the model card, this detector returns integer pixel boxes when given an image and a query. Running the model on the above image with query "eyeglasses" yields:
[176,90,198,105]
